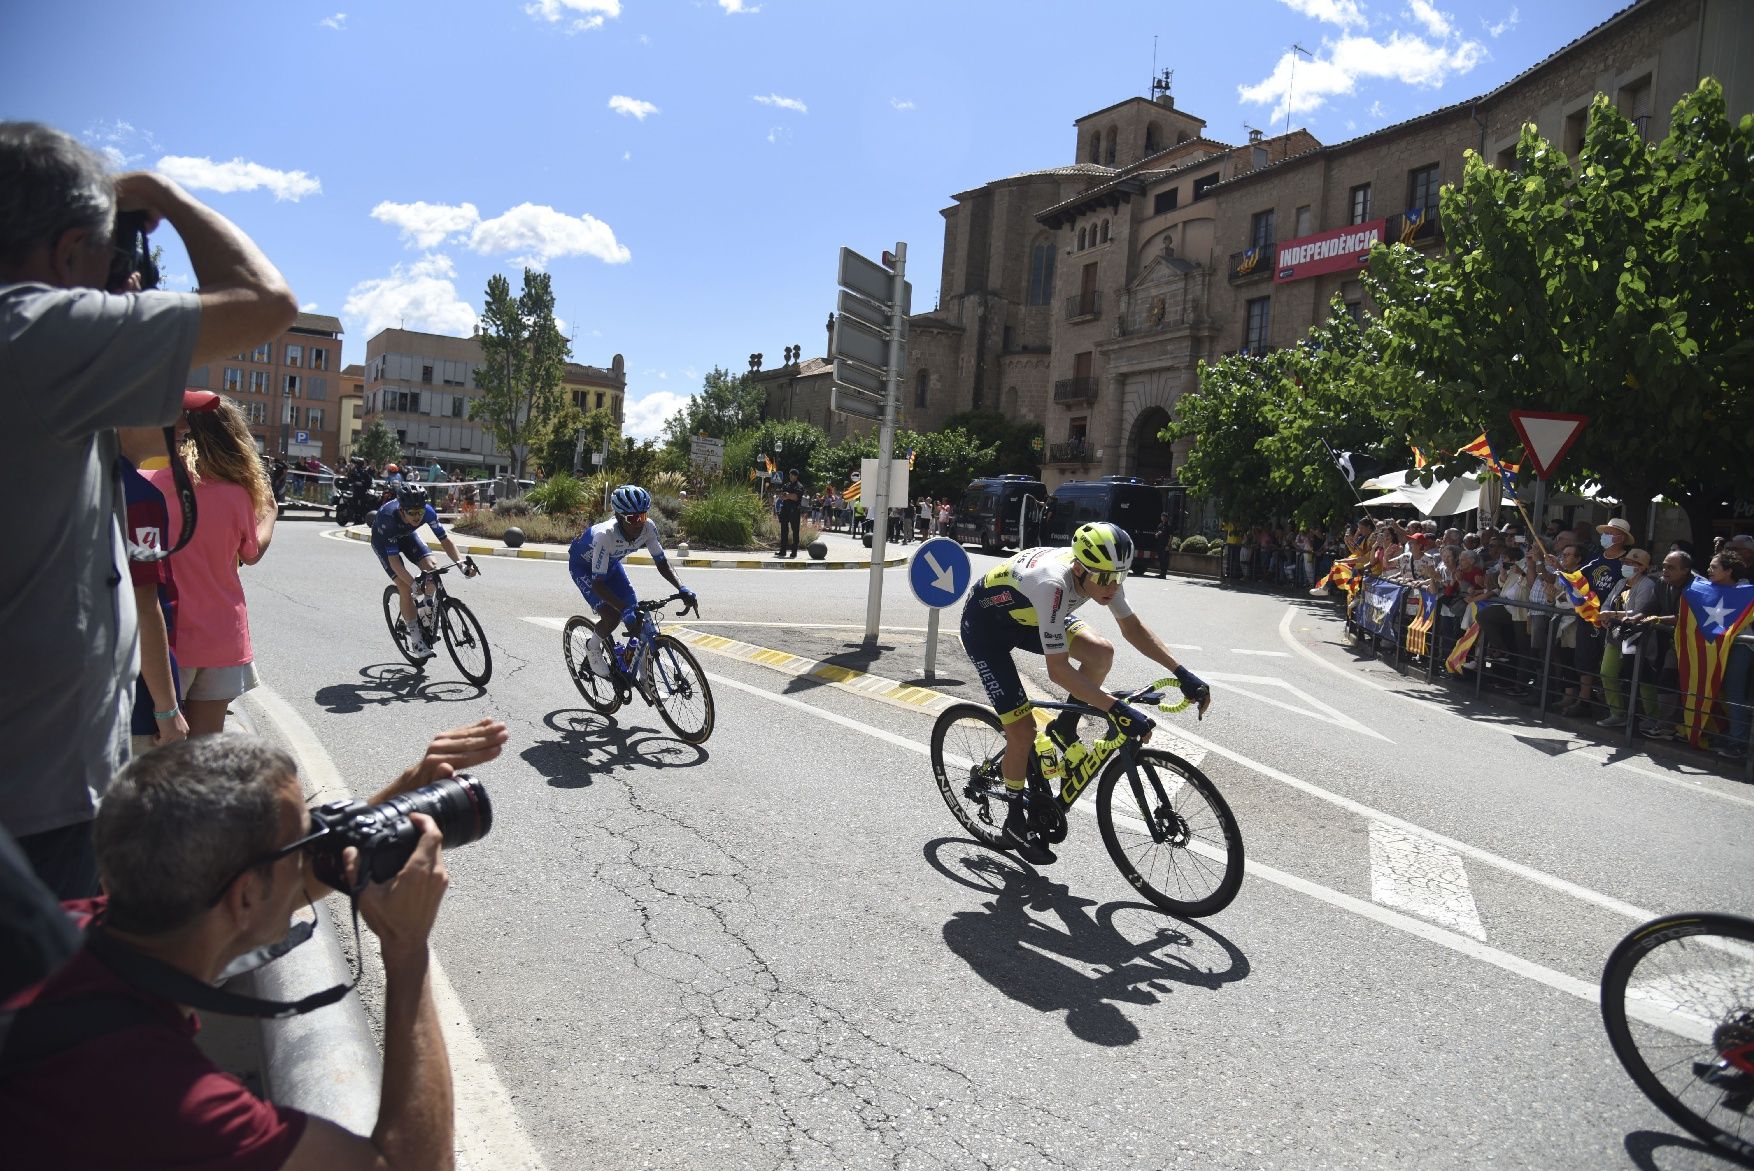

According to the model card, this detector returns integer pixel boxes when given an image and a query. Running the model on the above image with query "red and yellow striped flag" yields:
[1558,567,1602,628]
[1445,603,1482,674]
[1405,588,1437,657]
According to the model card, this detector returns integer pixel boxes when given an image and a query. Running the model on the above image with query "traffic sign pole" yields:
[863,242,906,646]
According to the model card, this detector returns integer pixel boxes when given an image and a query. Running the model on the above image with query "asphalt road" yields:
[242,518,1754,1170]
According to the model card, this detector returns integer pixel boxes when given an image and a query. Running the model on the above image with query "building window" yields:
[1407,164,1439,212]
[223,367,242,392]
[283,374,300,396]
[421,365,434,384]
[252,342,272,363]
[283,400,297,425]
[309,347,328,371]
[451,397,465,418]
[1069,416,1088,443]
[1144,124,1160,155]
[249,370,268,394]
[246,399,265,425]
[1104,127,1116,166]
[915,370,929,409]
[1250,210,1275,249]
[1153,188,1178,215]
[1193,171,1220,200]
[308,407,325,430]
[306,377,326,401]
[1295,205,1313,236]
[1027,240,1056,305]
[1077,227,1087,251]
[1349,183,1372,224]
[1100,219,1110,244]
[285,343,302,368]
[594,391,605,410]
[1344,300,1364,325]
[1244,297,1271,353]
[1252,145,1269,170]
[1617,73,1653,131]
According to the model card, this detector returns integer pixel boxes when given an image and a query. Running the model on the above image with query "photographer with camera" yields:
[1,716,508,1170]
[0,122,298,898]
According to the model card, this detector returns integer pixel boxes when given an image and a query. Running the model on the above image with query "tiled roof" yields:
[1035,142,1240,226]
[291,311,343,335]
[953,163,1115,199]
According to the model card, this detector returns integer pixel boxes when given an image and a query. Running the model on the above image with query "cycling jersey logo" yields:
[979,589,1015,608]
[1050,587,1063,617]
[135,526,162,551]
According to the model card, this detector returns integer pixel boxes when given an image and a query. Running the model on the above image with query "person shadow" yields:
[925,838,1250,1047]
[313,664,484,714]
[521,708,708,789]
[1621,1128,1736,1170]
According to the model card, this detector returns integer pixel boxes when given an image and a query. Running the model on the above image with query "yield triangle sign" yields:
[1509,410,1589,479]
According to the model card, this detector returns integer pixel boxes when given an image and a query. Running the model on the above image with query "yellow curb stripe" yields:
[668,626,959,718]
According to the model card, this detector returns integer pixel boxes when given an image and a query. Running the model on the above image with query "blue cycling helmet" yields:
[611,484,651,515]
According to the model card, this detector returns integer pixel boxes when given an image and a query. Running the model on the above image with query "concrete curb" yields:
[334,524,906,570]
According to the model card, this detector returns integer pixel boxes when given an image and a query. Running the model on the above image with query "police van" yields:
[953,475,1047,553]
[1043,476,1164,567]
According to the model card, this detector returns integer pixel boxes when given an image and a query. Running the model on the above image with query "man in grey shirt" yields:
[0,122,297,896]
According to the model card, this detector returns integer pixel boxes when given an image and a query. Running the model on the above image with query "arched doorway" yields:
[1130,406,1175,483]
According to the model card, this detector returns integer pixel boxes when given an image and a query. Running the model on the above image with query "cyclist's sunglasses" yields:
[1082,567,1124,587]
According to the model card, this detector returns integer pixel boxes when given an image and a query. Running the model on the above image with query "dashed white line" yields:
[1230,649,1291,657]
[1369,822,1486,941]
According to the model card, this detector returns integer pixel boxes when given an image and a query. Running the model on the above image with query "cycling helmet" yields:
[397,485,428,511]
[386,463,400,474]
[1071,522,1134,577]
[611,484,652,515]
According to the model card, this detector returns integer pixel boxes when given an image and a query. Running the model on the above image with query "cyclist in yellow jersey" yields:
[960,522,1213,860]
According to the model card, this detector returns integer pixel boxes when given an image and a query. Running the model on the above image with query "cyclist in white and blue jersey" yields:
[569,485,695,676]
[371,484,474,659]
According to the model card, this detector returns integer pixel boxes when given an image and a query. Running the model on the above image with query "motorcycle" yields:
[332,483,372,526]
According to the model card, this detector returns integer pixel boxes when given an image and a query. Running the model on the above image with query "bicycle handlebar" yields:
[635,591,697,617]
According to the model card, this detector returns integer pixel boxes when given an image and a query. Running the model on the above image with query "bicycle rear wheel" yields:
[1602,913,1754,1163]
[929,704,1011,851]
[643,635,714,744]
[1096,748,1243,918]
[439,597,492,685]
[563,617,622,715]
[381,585,425,666]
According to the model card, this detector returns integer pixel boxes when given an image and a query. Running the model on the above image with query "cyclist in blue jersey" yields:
[570,484,695,678]
[960,521,1212,861]
[372,484,475,659]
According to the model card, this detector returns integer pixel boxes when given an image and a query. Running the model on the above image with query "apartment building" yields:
[186,312,345,467]
[338,363,366,458]
[562,357,628,430]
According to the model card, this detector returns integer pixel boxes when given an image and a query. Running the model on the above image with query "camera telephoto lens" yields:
[381,774,493,850]
[307,775,493,890]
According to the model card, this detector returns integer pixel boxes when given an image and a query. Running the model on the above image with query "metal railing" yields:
[1385,206,1442,248]
[1064,290,1102,320]
[1052,377,1098,405]
[1228,244,1273,282]
[1047,439,1095,464]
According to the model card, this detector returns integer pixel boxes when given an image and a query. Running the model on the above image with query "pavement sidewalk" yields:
[336,522,911,570]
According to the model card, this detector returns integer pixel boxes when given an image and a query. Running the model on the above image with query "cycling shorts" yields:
[374,534,432,579]
[959,605,1087,726]
[571,558,635,619]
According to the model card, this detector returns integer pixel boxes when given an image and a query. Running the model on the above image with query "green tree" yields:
[354,416,402,468]
[898,427,1001,500]
[724,419,829,489]
[532,405,618,478]
[608,436,664,488]
[1367,79,1754,543]
[660,367,768,463]
[1168,352,1286,525]
[471,268,571,480]
[943,410,1043,479]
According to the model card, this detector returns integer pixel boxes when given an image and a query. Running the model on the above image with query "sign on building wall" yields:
[1275,219,1386,283]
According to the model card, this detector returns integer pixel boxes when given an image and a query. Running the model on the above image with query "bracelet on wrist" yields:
[154,707,181,721]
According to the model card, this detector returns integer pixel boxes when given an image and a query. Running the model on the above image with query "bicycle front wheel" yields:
[1096,748,1243,918]
[381,585,425,666]
[439,597,492,685]
[1602,913,1754,1163]
[643,635,714,743]
[563,617,621,715]
[929,703,1011,851]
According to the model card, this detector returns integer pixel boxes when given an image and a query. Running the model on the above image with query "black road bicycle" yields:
[1602,912,1754,1163]
[381,558,492,686]
[562,593,715,744]
[930,680,1244,917]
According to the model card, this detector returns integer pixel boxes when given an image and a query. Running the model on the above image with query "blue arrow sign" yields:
[907,537,972,610]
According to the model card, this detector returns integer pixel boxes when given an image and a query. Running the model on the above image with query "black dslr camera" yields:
[308,775,493,891]
[106,209,160,293]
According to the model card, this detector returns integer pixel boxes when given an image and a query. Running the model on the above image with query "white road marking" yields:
[1275,606,1754,811]
[1203,671,1392,743]
[1230,649,1291,657]
[242,685,551,1171]
[1369,822,1487,941]
[672,621,932,632]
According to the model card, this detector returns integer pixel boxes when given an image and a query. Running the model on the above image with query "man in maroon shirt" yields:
[1,718,506,1171]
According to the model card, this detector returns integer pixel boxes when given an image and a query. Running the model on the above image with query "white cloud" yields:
[156,155,322,201]
[890,97,915,111]
[1276,0,1367,28]
[719,0,761,12]
[343,254,478,339]
[523,0,618,33]
[1368,99,1387,118]
[300,301,320,311]
[637,32,650,44]
[84,118,158,168]
[608,94,659,120]
[1486,6,1519,37]
[765,126,791,145]
[318,12,346,30]
[1406,0,1452,38]
[371,200,482,249]
[752,93,807,114]
[622,150,632,161]
[467,203,630,267]
[682,366,699,381]
[1237,32,1486,121]
[622,389,690,442]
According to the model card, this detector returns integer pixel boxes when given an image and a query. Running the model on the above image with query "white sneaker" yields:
[407,632,434,659]
[585,634,610,678]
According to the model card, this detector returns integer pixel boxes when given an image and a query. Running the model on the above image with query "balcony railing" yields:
[1384,206,1442,248]
[1053,377,1098,405]
[1228,243,1274,282]
[1063,290,1102,321]
[1048,439,1095,465]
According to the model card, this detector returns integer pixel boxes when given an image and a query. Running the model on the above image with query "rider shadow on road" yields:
[925,838,1251,1048]
[1621,1128,1724,1170]
[314,664,484,714]
[522,708,707,790]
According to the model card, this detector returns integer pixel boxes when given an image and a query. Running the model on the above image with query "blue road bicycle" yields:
[563,593,715,744]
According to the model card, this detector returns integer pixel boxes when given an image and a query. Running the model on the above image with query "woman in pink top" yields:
[151,397,276,735]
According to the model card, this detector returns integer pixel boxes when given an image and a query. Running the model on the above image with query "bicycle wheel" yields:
[643,635,714,744]
[439,597,493,685]
[381,585,425,666]
[929,703,1012,851]
[563,617,621,715]
[1602,913,1754,1163]
[1096,748,1243,918]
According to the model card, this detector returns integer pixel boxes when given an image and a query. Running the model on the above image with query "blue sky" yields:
[6,0,1621,439]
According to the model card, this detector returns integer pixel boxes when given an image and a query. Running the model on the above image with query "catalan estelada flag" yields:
[1405,588,1438,657]
[1675,576,1754,747]
[842,478,861,502]
[1459,431,1519,501]
[1445,602,1483,675]
[1558,567,1603,628]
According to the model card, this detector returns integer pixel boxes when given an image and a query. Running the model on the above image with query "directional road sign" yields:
[832,315,892,371]
[830,387,884,420]
[833,357,885,395]
[908,537,973,610]
[838,247,911,311]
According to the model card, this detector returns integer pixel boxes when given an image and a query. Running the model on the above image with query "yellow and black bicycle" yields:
[930,680,1243,917]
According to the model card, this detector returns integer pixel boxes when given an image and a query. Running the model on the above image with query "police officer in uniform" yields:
[778,467,806,558]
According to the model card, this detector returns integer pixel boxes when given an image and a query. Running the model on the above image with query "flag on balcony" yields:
[1675,576,1754,747]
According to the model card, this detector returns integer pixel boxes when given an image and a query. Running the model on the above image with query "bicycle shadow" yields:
[924,838,1251,1048]
[1622,1128,1735,1170]
[313,664,484,713]
[522,708,707,789]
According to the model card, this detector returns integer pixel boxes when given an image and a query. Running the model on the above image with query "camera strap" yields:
[122,426,199,563]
